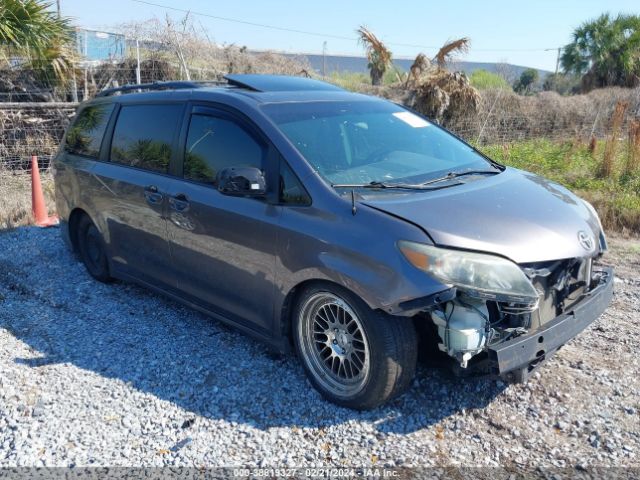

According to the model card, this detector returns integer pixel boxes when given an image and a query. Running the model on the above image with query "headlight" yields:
[398,241,538,303]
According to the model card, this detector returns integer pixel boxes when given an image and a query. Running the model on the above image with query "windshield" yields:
[262,100,496,186]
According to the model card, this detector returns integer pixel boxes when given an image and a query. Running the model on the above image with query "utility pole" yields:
[322,41,327,79]
[56,0,61,17]
[543,46,563,91]
[544,46,562,76]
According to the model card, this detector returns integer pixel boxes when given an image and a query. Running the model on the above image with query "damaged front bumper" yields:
[488,266,614,382]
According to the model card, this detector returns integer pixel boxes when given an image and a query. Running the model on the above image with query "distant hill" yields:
[274,52,551,80]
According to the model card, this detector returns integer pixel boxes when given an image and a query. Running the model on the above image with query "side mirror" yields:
[217,166,266,197]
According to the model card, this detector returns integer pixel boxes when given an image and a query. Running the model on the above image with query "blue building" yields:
[75,28,126,62]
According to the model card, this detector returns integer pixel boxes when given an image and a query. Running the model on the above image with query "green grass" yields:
[327,69,402,91]
[327,71,370,91]
[478,138,640,234]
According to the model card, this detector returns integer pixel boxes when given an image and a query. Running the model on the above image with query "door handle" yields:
[143,185,163,205]
[169,193,190,212]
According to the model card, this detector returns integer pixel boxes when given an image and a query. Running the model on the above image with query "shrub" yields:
[469,69,511,90]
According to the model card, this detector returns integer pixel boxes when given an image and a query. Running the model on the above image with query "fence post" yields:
[71,72,79,103]
[135,38,141,85]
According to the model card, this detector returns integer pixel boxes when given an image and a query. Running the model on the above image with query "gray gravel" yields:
[0,226,638,468]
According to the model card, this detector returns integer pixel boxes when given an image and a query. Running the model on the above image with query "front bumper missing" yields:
[488,266,614,382]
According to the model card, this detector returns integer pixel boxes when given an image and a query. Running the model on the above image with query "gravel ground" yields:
[0,226,638,469]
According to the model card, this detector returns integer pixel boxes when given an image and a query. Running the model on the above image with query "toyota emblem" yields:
[577,230,595,251]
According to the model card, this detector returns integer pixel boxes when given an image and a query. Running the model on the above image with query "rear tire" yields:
[293,283,417,410]
[76,215,112,283]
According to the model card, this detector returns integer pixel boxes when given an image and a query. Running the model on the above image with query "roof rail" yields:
[95,80,225,97]
[94,75,344,98]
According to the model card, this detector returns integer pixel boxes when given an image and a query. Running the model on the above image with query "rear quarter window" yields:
[65,103,114,157]
[110,104,183,173]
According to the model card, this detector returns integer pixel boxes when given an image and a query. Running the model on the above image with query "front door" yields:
[164,106,280,333]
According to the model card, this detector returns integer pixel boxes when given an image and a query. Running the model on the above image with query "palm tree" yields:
[561,13,640,90]
[356,26,392,86]
[0,0,74,79]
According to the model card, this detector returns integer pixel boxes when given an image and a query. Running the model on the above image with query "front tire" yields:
[76,215,112,283]
[293,284,417,410]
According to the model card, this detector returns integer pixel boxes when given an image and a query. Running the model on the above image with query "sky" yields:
[58,0,639,71]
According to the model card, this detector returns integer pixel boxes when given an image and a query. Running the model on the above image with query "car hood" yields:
[361,168,602,264]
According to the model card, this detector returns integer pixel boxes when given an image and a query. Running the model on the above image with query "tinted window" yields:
[110,104,182,173]
[184,114,264,184]
[65,103,114,157]
[280,160,311,205]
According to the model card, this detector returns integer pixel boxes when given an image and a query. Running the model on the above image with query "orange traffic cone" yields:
[31,155,59,227]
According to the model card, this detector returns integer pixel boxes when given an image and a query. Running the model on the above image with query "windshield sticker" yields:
[392,111,430,128]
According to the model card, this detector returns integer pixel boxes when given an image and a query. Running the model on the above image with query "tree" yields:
[561,13,640,90]
[0,0,74,79]
[542,73,581,95]
[356,26,392,86]
[513,68,539,94]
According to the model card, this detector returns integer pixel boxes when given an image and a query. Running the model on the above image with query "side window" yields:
[280,160,311,205]
[65,103,114,157]
[184,114,264,185]
[110,104,182,173]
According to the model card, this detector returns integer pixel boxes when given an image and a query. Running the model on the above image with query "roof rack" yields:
[96,80,225,97]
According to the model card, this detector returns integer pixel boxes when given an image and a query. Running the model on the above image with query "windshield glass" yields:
[262,100,496,185]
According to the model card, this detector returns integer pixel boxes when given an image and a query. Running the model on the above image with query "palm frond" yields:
[434,37,470,68]
[356,26,392,64]
[0,0,75,80]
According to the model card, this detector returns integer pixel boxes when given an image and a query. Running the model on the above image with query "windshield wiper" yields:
[420,169,500,187]
[332,170,498,191]
[331,180,461,190]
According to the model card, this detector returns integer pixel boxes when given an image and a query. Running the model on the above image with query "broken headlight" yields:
[398,241,539,304]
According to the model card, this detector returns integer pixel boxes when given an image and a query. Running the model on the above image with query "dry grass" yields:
[626,119,640,176]
[600,101,628,178]
[0,170,56,230]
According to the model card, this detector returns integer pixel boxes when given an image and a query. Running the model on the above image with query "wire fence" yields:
[0,103,76,173]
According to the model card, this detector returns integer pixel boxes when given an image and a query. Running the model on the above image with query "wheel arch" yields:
[68,207,90,253]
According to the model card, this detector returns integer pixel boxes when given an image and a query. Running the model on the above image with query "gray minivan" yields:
[54,74,613,409]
